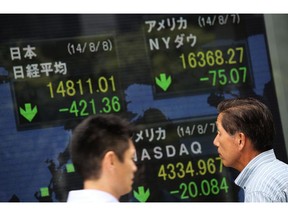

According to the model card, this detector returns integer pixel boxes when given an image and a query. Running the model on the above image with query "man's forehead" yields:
[215,114,223,126]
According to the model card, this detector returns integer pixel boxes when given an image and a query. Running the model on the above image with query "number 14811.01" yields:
[46,76,116,98]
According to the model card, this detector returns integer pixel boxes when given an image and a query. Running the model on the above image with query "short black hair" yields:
[70,114,135,180]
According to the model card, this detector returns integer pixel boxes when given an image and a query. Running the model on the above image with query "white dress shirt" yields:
[67,189,119,202]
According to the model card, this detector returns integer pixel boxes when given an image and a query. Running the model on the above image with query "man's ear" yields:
[237,132,246,150]
[103,151,116,168]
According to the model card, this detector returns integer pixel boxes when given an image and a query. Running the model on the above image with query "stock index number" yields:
[46,76,116,98]
[158,157,223,181]
[179,47,245,69]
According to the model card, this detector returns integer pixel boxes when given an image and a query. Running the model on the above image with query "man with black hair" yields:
[67,114,137,202]
[213,97,288,202]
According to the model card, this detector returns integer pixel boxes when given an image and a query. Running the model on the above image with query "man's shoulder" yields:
[248,158,288,189]
[67,189,118,202]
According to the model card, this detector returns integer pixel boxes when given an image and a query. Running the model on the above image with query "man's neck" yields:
[83,179,119,200]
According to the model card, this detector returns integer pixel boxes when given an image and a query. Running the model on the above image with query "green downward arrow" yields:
[19,103,38,122]
[155,73,171,91]
[133,186,150,202]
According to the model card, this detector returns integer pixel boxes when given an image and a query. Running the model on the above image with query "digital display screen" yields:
[0,14,286,202]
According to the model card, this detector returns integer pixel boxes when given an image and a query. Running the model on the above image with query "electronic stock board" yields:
[0,14,286,202]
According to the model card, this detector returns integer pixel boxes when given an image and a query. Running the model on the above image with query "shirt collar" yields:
[234,149,276,188]
[67,189,119,202]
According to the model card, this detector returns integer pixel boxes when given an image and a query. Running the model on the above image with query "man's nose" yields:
[213,135,219,147]
[133,162,138,173]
